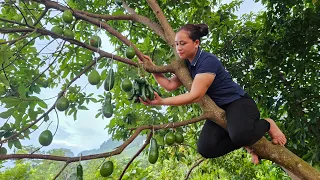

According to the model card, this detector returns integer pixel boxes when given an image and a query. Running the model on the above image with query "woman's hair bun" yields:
[196,24,209,37]
[177,23,209,42]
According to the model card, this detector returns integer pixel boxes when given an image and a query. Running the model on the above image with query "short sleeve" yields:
[196,56,221,75]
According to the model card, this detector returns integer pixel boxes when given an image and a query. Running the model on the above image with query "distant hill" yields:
[60,148,75,157]
[78,135,146,157]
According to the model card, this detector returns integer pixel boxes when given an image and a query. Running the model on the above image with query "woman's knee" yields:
[197,139,213,158]
[229,129,256,146]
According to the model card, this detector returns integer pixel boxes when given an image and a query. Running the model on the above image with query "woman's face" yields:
[175,30,199,60]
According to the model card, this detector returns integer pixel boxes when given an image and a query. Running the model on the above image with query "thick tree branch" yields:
[30,0,144,64]
[30,0,174,73]
[118,131,153,180]
[146,0,176,49]
[75,10,166,41]
[121,1,165,40]
[184,158,205,180]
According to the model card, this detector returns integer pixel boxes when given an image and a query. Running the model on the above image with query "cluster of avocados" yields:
[51,10,75,38]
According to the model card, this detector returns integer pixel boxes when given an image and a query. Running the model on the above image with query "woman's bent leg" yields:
[197,120,240,158]
[225,95,270,146]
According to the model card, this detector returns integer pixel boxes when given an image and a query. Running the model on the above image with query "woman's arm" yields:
[153,74,182,91]
[142,73,215,106]
[142,55,182,91]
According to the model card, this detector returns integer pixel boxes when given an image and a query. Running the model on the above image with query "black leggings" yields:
[197,94,270,158]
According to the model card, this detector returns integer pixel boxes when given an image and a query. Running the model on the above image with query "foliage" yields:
[0,0,319,179]
[0,146,289,179]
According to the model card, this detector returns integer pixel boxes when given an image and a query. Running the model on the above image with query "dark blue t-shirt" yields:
[185,48,245,106]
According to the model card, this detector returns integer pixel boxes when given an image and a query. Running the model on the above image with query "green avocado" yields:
[104,69,115,91]
[102,102,113,118]
[148,138,159,164]
[100,161,113,177]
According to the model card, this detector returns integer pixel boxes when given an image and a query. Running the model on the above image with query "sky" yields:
[0,0,265,157]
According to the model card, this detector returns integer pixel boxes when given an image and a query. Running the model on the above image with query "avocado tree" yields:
[0,0,319,179]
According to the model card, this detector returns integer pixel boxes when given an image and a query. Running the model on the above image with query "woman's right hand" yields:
[139,55,155,66]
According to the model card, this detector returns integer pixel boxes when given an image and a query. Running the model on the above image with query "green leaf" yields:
[18,84,26,99]
[37,100,47,109]
[78,106,89,110]
[28,109,38,120]
[90,98,98,103]
[1,97,22,108]
[0,46,13,64]
[95,112,102,118]
[31,125,38,130]
[33,85,41,94]
[0,108,15,119]
[0,74,10,86]
[8,140,13,149]
[13,140,22,149]
[13,113,22,129]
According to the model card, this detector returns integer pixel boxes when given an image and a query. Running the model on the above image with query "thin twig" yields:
[216,27,244,54]
[0,34,42,71]
[184,158,205,180]
[53,162,69,180]
[118,131,153,180]
[0,17,26,26]
[27,40,67,88]
[0,30,36,45]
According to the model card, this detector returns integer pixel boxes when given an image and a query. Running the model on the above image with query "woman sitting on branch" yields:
[139,23,286,164]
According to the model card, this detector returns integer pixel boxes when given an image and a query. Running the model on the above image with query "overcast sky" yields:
[0,0,264,156]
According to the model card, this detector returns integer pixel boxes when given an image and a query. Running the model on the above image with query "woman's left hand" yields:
[140,92,163,105]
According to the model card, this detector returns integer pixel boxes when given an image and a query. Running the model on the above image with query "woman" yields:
[140,23,286,164]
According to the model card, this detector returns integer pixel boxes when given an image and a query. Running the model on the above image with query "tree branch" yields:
[0,17,26,26]
[75,10,166,41]
[118,131,153,180]
[33,7,48,27]
[53,162,69,180]
[32,0,176,74]
[297,96,320,104]
[30,0,147,65]
[1,55,103,143]
[129,113,211,131]
[27,40,67,88]
[146,0,176,49]
[0,27,136,66]
[120,1,165,41]
[0,113,210,161]
[279,71,292,89]
[184,158,205,180]
[0,29,36,45]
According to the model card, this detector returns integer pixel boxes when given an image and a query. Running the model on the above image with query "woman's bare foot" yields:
[264,118,287,145]
[245,147,260,165]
